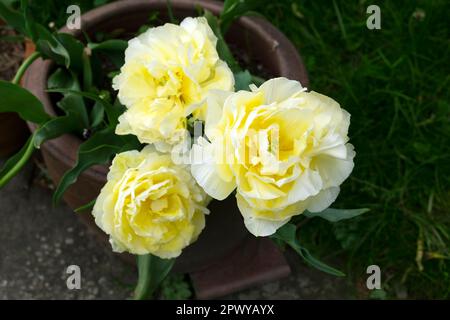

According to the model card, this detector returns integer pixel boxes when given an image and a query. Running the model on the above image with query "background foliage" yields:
[257,0,449,299]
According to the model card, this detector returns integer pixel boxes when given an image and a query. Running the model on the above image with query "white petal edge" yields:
[315,143,355,188]
[258,77,305,104]
[236,194,290,237]
[306,186,340,213]
[190,138,236,200]
[205,89,233,138]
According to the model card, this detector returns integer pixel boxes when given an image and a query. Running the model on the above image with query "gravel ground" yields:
[0,159,354,300]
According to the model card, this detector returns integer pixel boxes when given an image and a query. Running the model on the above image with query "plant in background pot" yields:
[0,0,368,299]
[0,0,115,158]
[0,17,29,157]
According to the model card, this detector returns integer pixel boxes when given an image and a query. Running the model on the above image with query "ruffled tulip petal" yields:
[93,146,209,258]
[257,77,305,103]
[285,168,323,205]
[306,186,340,213]
[313,144,355,188]
[190,138,236,200]
[236,194,290,237]
[204,89,233,138]
[192,77,355,236]
[113,17,234,150]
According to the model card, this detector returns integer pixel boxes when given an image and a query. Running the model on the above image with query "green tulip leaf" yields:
[234,70,253,91]
[74,198,97,213]
[48,68,76,90]
[305,208,370,222]
[35,25,71,67]
[90,101,105,128]
[88,39,128,52]
[0,2,27,35]
[273,223,345,277]
[33,116,79,148]
[52,127,140,204]
[59,92,89,127]
[57,33,85,73]
[47,88,123,127]
[220,0,264,34]
[204,10,239,72]
[88,39,128,68]
[0,80,51,124]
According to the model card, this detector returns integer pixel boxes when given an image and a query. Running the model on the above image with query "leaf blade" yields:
[47,88,122,127]
[0,80,51,124]
[52,128,140,204]
[0,2,27,35]
[305,208,370,222]
[273,223,345,277]
[33,115,79,148]
[204,10,240,72]
[234,70,253,91]
[74,198,96,213]
[88,39,128,52]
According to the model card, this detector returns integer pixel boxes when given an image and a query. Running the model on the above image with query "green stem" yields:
[134,254,153,300]
[134,254,175,300]
[0,133,35,187]
[166,0,176,24]
[12,51,40,85]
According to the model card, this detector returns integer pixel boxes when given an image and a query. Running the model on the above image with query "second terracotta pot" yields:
[22,0,309,273]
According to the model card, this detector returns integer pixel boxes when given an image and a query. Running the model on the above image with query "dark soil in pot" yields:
[0,22,30,158]
[22,0,309,274]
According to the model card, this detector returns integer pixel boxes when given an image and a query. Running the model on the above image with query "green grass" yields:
[258,0,450,298]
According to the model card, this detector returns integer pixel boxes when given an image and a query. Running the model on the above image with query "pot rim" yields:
[22,0,309,183]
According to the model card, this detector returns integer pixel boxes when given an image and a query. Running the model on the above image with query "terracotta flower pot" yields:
[0,19,30,158]
[22,0,309,273]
